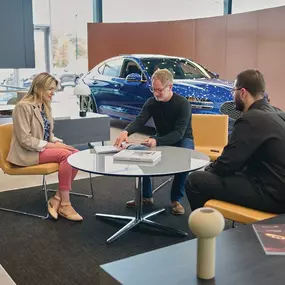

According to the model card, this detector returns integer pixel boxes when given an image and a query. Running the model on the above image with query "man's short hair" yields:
[151,68,174,85]
[236,69,265,96]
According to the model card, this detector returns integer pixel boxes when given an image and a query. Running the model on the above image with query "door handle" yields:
[114,84,122,88]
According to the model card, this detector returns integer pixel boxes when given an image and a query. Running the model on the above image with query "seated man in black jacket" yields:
[185,69,285,214]
[114,68,194,215]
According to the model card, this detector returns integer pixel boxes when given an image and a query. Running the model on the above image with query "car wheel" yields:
[79,95,97,113]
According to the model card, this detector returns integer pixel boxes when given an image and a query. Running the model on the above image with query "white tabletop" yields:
[53,111,108,120]
[0,265,16,285]
[68,146,210,177]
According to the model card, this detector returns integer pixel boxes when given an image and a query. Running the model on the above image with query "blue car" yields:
[78,54,235,130]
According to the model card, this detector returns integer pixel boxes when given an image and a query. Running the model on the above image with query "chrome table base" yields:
[96,177,188,243]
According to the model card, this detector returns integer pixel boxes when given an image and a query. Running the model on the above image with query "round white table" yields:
[68,146,210,243]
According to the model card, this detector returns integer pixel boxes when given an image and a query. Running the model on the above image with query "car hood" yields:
[173,78,233,102]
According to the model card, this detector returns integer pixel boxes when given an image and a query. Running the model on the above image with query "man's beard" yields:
[154,92,171,102]
[235,94,245,112]
[154,95,163,101]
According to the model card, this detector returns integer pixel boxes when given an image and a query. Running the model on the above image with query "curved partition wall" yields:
[88,6,285,109]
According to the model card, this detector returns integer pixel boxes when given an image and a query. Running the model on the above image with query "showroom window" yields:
[103,0,224,22]
[232,0,285,14]
[0,0,92,91]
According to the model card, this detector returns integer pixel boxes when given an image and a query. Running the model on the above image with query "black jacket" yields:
[206,99,285,202]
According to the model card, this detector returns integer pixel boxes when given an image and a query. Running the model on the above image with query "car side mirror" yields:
[126,73,141,83]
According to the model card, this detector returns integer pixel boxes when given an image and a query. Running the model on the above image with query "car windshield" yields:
[141,58,210,79]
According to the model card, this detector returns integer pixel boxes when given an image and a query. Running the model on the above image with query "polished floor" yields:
[0,87,150,192]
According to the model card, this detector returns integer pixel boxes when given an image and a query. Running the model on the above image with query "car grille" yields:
[220,101,242,133]
[220,101,242,120]
[61,76,75,82]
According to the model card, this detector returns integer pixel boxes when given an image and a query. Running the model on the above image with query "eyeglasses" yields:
[149,85,169,94]
[231,87,242,94]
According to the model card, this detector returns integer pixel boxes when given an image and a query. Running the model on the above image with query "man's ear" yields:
[240,88,248,99]
[169,84,173,90]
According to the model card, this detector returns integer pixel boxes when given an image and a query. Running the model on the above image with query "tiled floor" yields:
[0,88,150,192]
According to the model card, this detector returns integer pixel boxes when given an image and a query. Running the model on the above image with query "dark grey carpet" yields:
[0,176,232,285]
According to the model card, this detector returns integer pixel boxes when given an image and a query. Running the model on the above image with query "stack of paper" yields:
[113,150,162,163]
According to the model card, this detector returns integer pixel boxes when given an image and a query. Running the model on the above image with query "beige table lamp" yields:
[188,207,225,280]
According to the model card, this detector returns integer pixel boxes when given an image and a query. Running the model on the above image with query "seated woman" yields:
[7,72,83,221]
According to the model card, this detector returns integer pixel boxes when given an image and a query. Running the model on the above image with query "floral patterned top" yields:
[40,105,50,142]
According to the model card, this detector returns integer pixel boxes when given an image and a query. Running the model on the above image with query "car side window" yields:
[102,59,123,77]
[121,60,142,78]
[180,61,203,77]
[98,64,104,75]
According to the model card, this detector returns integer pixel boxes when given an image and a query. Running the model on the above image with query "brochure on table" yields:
[253,224,285,255]
[113,149,162,163]
[92,143,143,154]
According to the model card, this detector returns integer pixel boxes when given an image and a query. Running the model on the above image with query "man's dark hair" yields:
[236,69,265,96]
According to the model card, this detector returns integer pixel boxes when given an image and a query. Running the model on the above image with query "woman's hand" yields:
[46,142,75,151]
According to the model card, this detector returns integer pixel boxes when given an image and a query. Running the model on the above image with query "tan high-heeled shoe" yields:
[48,195,61,220]
[58,203,83,221]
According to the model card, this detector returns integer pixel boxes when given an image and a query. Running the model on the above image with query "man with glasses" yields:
[185,69,285,214]
[114,68,194,215]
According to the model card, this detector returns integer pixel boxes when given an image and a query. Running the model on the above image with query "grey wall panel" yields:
[22,0,35,68]
[53,116,110,150]
[0,0,35,68]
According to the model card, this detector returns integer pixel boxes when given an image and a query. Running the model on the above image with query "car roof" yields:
[122,54,184,59]
[103,54,187,62]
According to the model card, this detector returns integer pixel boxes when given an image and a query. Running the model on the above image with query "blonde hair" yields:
[151,68,174,85]
[21,72,58,122]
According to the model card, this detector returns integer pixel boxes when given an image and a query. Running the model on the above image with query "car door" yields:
[112,58,152,121]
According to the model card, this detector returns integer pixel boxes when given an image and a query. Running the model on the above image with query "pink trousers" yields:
[39,148,79,191]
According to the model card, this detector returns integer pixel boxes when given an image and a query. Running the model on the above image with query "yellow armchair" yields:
[192,114,228,161]
[204,199,277,226]
[0,124,58,219]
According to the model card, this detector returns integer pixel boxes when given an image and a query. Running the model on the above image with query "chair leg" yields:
[0,175,49,219]
[44,174,94,199]
[152,177,173,195]
[89,173,95,199]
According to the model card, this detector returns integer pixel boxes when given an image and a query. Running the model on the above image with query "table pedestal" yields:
[96,177,188,243]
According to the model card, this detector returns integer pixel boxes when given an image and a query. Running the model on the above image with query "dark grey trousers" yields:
[185,171,285,214]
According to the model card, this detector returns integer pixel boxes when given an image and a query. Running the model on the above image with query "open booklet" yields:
[113,149,162,163]
[91,142,149,154]
[253,224,285,255]
[92,145,122,154]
